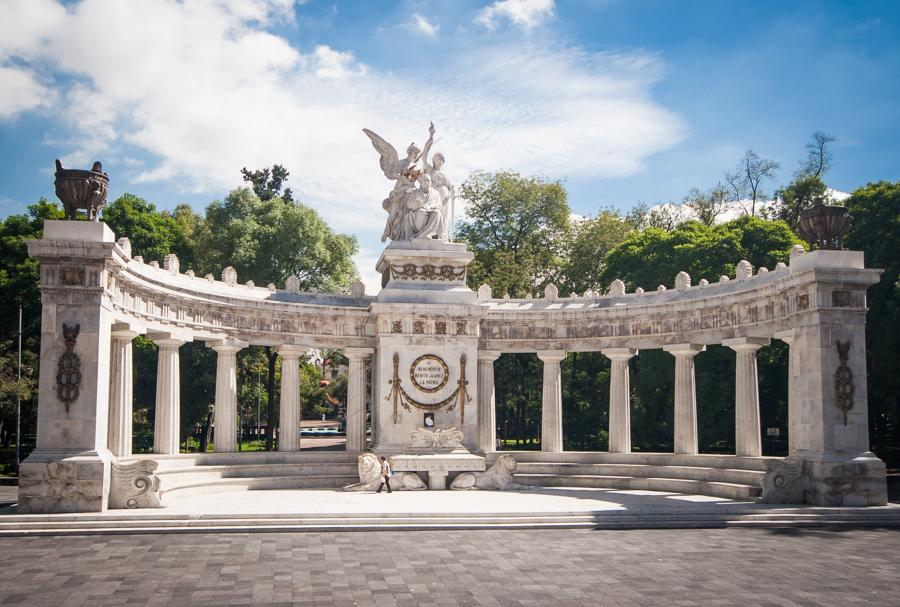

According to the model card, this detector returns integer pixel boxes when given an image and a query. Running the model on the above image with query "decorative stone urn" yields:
[54,159,109,221]
[798,203,851,250]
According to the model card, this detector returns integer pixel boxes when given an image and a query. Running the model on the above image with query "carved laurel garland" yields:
[834,340,854,425]
[386,352,471,424]
[56,323,81,412]
[390,263,465,282]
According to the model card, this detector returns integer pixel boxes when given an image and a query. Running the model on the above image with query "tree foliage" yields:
[457,172,571,298]
[241,164,293,202]
[198,187,358,291]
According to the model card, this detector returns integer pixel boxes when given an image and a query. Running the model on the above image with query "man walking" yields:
[376,455,393,493]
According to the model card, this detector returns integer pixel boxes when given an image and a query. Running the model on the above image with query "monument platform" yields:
[2,487,899,536]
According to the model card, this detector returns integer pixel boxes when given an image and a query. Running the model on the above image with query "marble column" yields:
[107,329,139,457]
[724,337,770,457]
[602,348,637,453]
[153,338,185,455]
[277,345,305,452]
[537,350,566,453]
[345,348,374,452]
[211,342,244,453]
[477,351,501,453]
[663,344,705,455]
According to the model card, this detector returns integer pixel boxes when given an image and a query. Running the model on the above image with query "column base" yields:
[800,451,887,506]
[17,449,112,513]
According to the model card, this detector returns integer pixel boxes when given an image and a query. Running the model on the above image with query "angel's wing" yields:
[362,128,401,180]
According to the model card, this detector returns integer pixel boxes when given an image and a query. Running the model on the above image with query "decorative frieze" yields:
[390,263,466,282]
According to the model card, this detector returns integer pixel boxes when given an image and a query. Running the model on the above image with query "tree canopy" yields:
[457,171,571,298]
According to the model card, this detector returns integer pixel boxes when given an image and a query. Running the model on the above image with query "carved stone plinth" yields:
[375,240,475,304]
[391,452,485,490]
[109,459,163,509]
[759,457,809,504]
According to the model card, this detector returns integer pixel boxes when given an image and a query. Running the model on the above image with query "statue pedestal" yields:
[391,451,486,490]
[371,240,483,452]
[375,240,475,305]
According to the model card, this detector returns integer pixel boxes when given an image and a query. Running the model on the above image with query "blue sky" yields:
[1,0,898,290]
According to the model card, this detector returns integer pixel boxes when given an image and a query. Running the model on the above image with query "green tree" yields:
[562,210,632,294]
[241,164,293,203]
[456,172,571,298]
[0,200,64,464]
[102,194,199,268]
[198,186,359,449]
[844,181,900,464]
[774,174,831,232]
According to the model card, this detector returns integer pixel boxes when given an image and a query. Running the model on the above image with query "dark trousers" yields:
[376,475,392,493]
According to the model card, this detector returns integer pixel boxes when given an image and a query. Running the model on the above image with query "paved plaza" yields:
[0,527,897,606]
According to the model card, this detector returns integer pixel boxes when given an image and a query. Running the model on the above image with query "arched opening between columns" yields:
[562,352,610,451]
[494,353,542,450]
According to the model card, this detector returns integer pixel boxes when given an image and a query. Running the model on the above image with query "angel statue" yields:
[364,122,448,242]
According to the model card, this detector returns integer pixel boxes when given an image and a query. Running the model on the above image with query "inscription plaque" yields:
[410,354,449,393]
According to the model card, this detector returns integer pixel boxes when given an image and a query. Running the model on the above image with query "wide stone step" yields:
[494,451,772,472]
[143,452,361,471]
[160,474,359,496]
[515,462,764,486]
[2,508,899,535]
[156,463,358,483]
[514,473,762,501]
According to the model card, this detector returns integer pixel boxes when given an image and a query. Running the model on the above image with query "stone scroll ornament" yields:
[759,458,809,504]
[834,340,854,425]
[55,323,82,412]
[386,353,472,424]
[109,460,164,509]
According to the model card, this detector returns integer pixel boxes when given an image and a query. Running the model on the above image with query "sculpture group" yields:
[364,122,455,242]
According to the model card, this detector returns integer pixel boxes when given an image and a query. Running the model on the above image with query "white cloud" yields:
[0,0,684,293]
[0,65,53,119]
[476,0,554,30]
[408,13,439,38]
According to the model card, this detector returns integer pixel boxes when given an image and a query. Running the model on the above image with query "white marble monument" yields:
[16,124,889,511]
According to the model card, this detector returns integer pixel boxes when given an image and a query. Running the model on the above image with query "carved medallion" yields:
[56,323,81,412]
[410,354,449,393]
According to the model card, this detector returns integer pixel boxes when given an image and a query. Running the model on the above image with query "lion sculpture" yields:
[450,454,523,491]
[343,453,427,492]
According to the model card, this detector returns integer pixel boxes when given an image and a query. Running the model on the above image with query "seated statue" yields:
[403,173,446,240]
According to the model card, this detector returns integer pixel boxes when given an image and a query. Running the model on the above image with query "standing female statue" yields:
[423,151,454,240]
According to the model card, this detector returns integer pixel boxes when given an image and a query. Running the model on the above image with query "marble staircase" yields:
[496,452,768,501]
[140,452,361,499]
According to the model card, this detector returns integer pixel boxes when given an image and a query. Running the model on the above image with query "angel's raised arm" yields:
[421,122,436,170]
[363,128,401,180]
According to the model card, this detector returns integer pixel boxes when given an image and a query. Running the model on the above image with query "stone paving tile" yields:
[0,528,897,606]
